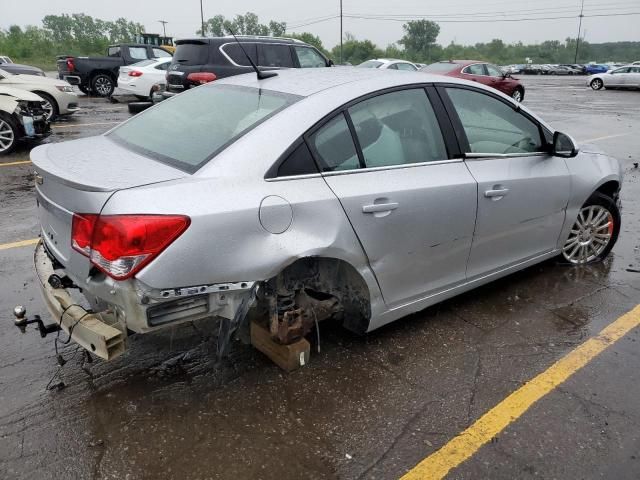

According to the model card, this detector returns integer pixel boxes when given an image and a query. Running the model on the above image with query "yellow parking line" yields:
[0,238,39,251]
[400,304,640,480]
[0,160,31,167]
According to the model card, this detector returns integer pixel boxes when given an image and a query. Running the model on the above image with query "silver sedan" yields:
[29,68,622,360]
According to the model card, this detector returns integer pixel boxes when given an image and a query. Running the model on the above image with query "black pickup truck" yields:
[57,44,172,97]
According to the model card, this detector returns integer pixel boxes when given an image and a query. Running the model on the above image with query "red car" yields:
[421,60,525,102]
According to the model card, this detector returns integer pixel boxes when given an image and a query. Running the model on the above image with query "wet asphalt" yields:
[0,76,639,480]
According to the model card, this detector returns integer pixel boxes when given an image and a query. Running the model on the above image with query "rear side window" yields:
[155,62,170,71]
[152,47,172,58]
[110,85,301,173]
[463,64,486,75]
[309,114,360,172]
[348,89,447,168]
[222,43,258,66]
[396,63,417,71]
[259,44,294,68]
[276,141,319,177]
[294,47,327,68]
[129,47,149,60]
[358,61,383,68]
[446,87,543,154]
[420,62,457,73]
[174,41,209,65]
[108,46,121,57]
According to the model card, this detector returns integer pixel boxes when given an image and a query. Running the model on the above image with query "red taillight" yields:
[187,72,217,84]
[128,70,143,77]
[66,58,75,72]
[71,214,190,280]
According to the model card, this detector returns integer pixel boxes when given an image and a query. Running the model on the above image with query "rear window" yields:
[420,62,458,73]
[173,41,209,66]
[109,84,301,173]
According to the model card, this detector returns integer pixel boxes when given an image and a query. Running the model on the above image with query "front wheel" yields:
[590,78,604,90]
[37,92,59,121]
[561,193,620,264]
[91,74,115,97]
[0,113,19,155]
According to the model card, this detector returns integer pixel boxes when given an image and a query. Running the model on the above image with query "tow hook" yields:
[12,305,61,338]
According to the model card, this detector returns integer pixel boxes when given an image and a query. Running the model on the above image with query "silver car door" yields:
[441,86,571,278]
[308,88,477,307]
[627,67,640,87]
[608,68,627,86]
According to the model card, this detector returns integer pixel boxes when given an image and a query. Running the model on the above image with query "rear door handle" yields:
[484,188,510,198]
[362,202,399,213]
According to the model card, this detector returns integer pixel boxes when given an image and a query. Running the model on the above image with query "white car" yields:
[357,58,418,71]
[588,65,640,90]
[117,58,172,100]
[0,86,50,155]
[0,68,78,121]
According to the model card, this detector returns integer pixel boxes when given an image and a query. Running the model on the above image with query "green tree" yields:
[398,20,440,62]
[331,35,383,65]
[199,12,286,37]
[286,32,327,54]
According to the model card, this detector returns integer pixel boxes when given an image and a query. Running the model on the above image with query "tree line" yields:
[1,13,638,70]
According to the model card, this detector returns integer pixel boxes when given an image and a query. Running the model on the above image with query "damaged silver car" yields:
[22,68,622,361]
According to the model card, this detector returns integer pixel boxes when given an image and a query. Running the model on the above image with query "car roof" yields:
[214,66,468,97]
[176,36,305,45]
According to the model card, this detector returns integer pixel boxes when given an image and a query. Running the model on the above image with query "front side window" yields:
[110,85,300,172]
[486,64,503,77]
[259,44,294,68]
[612,67,630,74]
[463,64,486,76]
[309,114,360,172]
[152,47,172,58]
[348,89,448,168]
[129,47,149,60]
[294,47,327,68]
[155,61,170,71]
[446,87,543,155]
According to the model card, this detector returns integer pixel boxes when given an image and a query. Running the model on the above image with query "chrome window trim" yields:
[265,159,462,182]
[464,152,549,160]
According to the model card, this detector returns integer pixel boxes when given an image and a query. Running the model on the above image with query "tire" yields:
[511,87,524,102]
[128,102,153,114]
[91,74,115,97]
[36,92,59,121]
[560,192,620,265]
[590,78,604,90]
[0,113,19,156]
[78,84,91,95]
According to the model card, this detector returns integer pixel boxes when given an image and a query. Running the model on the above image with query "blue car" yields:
[584,64,609,74]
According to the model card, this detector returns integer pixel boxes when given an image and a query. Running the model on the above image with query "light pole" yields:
[340,0,343,64]
[200,0,206,37]
[158,20,168,38]
[574,0,584,63]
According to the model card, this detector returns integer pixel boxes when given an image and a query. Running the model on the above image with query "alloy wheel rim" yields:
[95,77,111,95]
[592,79,602,89]
[0,119,15,152]
[512,90,522,102]
[42,100,53,120]
[562,205,614,264]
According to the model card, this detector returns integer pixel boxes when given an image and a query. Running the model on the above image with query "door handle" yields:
[484,188,509,198]
[362,202,399,213]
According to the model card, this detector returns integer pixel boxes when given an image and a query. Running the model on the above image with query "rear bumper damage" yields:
[24,240,257,361]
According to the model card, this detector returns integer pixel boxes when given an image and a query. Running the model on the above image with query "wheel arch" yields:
[31,90,58,107]
[266,255,372,335]
[593,179,620,201]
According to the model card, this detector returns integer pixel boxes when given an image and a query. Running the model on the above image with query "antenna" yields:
[226,28,277,80]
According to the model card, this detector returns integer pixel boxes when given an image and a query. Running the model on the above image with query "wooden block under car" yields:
[250,320,310,372]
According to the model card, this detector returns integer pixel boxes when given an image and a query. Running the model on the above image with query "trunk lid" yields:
[31,136,187,276]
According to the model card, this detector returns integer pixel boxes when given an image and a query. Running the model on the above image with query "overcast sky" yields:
[2,0,638,49]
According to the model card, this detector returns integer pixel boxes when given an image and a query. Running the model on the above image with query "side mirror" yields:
[328,59,335,67]
[552,131,579,158]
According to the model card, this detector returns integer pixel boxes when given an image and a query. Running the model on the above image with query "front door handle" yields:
[362,202,399,213]
[484,188,510,198]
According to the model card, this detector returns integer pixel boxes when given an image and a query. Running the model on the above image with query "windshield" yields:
[109,84,301,173]
[420,63,458,73]
[358,61,383,68]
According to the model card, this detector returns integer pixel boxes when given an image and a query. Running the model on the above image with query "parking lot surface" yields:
[1,76,639,479]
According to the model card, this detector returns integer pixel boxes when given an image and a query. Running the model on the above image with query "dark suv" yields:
[165,36,332,96]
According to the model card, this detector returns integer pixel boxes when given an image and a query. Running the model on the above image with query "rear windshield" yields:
[109,84,301,173]
[173,41,209,66]
[421,62,458,73]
